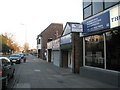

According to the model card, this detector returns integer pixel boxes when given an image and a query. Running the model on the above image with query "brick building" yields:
[47,22,83,72]
[37,23,63,60]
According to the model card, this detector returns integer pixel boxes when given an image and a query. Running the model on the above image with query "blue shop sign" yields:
[60,34,72,45]
[83,11,110,33]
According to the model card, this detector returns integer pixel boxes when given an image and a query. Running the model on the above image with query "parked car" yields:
[17,53,26,62]
[9,54,22,64]
[0,57,15,89]
[17,53,24,59]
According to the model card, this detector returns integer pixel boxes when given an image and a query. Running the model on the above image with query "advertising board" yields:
[110,5,120,28]
[83,11,110,33]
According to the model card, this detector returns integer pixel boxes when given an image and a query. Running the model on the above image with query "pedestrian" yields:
[23,57,26,63]
[23,54,26,63]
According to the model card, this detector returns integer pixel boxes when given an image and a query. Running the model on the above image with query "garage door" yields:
[53,50,60,67]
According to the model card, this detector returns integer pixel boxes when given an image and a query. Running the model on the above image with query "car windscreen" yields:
[10,55,20,57]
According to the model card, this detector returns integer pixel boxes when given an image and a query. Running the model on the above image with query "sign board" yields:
[52,39,60,49]
[110,5,120,28]
[47,42,53,49]
[60,34,72,45]
[47,39,60,49]
[71,23,83,32]
[83,11,110,33]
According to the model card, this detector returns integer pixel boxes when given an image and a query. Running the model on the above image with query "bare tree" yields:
[23,42,30,52]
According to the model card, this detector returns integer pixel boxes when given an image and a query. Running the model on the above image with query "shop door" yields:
[68,51,72,68]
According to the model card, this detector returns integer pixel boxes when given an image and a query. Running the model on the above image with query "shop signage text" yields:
[110,5,120,28]
[111,15,120,22]
[71,23,83,32]
[52,39,60,49]
[83,11,110,33]
[47,39,60,49]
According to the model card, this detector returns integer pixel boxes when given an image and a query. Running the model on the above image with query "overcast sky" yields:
[0,0,83,49]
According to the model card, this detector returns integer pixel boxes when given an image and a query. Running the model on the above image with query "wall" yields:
[40,23,63,60]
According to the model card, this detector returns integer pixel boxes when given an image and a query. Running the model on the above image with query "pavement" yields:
[7,54,119,89]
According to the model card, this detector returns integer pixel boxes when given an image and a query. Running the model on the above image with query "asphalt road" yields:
[7,54,118,89]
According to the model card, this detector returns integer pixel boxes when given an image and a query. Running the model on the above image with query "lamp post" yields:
[20,23,27,44]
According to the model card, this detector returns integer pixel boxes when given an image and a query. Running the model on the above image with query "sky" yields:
[0,0,83,49]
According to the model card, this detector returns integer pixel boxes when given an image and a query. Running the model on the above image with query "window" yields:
[38,39,40,44]
[85,34,104,68]
[93,0,103,15]
[83,0,91,8]
[48,38,52,42]
[106,30,120,71]
[83,0,92,19]
[84,6,92,19]
[37,39,41,44]
[104,0,119,9]
[83,0,119,20]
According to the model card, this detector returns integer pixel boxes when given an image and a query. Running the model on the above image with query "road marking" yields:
[34,69,41,72]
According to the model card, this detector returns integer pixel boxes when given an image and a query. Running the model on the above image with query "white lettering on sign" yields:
[71,24,83,32]
[110,5,120,28]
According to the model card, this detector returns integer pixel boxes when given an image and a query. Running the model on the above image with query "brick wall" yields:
[40,23,63,60]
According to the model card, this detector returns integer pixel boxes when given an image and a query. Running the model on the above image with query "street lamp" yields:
[20,23,27,43]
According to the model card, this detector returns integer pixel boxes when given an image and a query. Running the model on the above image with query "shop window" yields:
[93,0,103,15]
[106,30,120,71]
[84,6,92,19]
[85,34,104,68]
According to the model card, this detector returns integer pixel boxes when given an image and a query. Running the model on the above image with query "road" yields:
[7,54,117,89]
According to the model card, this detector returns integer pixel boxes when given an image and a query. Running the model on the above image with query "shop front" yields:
[60,34,72,68]
[47,38,61,67]
[81,4,120,86]
[52,39,61,67]
[60,22,83,73]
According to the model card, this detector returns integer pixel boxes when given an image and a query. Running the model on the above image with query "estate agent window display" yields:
[84,29,120,72]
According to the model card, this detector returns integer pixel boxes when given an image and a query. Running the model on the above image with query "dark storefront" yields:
[81,2,120,86]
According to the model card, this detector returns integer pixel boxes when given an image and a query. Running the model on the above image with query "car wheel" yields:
[17,60,20,64]
[19,60,21,64]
